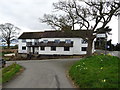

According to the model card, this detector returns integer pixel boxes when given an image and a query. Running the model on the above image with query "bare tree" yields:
[40,0,120,56]
[0,23,20,48]
[76,0,120,56]
[40,14,74,30]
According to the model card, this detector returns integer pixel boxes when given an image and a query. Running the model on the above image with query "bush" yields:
[69,55,120,88]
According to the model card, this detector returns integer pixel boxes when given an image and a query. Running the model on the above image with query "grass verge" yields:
[0,63,23,83]
[69,55,120,88]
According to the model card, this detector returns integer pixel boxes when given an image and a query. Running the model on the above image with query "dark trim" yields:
[26,41,73,47]
[51,46,56,51]
[22,46,26,50]
[40,46,45,50]
[64,47,70,51]
[81,47,87,51]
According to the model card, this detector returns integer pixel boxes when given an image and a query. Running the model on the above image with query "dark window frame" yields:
[41,46,45,51]
[51,46,56,51]
[81,47,87,51]
[64,47,70,51]
[81,39,87,44]
[22,46,26,50]
[43,40,48,43]
[65,39,71,43]
[54,39,60,43]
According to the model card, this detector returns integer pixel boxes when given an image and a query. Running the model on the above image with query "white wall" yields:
[38,38,88,55]
[18,39,27,53]
[39,47,73,55]
[18,38,94,55]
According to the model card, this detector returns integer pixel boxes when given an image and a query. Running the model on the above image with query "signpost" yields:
[96,34,106,38]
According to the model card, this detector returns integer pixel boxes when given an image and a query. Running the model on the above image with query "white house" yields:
[18,30,94,56]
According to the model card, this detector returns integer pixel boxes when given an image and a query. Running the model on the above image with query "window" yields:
[34,42,39,45]
[22,39,26,42]
[34,39,39,42]
[43,40,48,43]
[65,39,71,43]
[54,39,60,43]
[82,39,87,44]
[64,47,70,51]
[41,47,45,50]
[34,39,39,45]
[81,47,87,51]
[22,47,26,50]
[51,46,56,51]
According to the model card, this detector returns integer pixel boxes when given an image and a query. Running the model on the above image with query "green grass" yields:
[0,63,23,83]
[69,55,120,88]
[0,53,2,57]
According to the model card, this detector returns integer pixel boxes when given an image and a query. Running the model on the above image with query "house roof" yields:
[18,30,93,39]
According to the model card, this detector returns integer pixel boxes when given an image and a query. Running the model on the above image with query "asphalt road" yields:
[108,51,120,58]
[3,58,80,88]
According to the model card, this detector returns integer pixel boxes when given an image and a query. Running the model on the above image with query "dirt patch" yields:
[1,49,17,53]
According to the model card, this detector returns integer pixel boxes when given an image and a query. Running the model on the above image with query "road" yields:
[108,51,120,58]
[3,58,80,88]
[95,50,120,58]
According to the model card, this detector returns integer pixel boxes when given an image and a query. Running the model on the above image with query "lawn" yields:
[0,63,23,83]
[69,54,120,88]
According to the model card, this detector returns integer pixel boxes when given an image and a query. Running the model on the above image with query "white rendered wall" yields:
[39,47,73,55]
[18,39,27,53]
[18,39,36,53]
[39,38,88,55]
[18,38,95,55]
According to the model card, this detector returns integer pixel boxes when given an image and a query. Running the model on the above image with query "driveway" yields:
[3,58,80,88]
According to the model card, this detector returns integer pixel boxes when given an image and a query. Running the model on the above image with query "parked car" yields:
[0,59,6,68]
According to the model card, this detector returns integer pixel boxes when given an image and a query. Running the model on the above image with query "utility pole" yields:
[105,33,107,55]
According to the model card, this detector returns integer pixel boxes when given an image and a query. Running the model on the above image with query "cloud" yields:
[0,0,118,44]
[0,0,57,30]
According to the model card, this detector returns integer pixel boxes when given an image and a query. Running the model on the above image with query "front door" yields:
[34,47,39,54]
[32,47,35,54]
[27,47,31,54]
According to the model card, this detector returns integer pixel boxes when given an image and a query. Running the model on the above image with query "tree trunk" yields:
[86,39,94,57]
[7,40,10,48]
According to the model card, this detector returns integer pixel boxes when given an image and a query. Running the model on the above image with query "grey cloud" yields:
[0,0,57,30]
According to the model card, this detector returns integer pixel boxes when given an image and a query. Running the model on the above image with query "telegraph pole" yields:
[105,33,107,55]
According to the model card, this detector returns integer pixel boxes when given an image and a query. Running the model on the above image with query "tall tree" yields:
[40,0,120,56]
[0,23,20,48]
[40,14,76,30]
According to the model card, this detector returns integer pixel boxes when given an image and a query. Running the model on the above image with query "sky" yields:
[0,0,119,44]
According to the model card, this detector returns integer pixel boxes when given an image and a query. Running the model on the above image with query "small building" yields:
[18,30,94,56]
